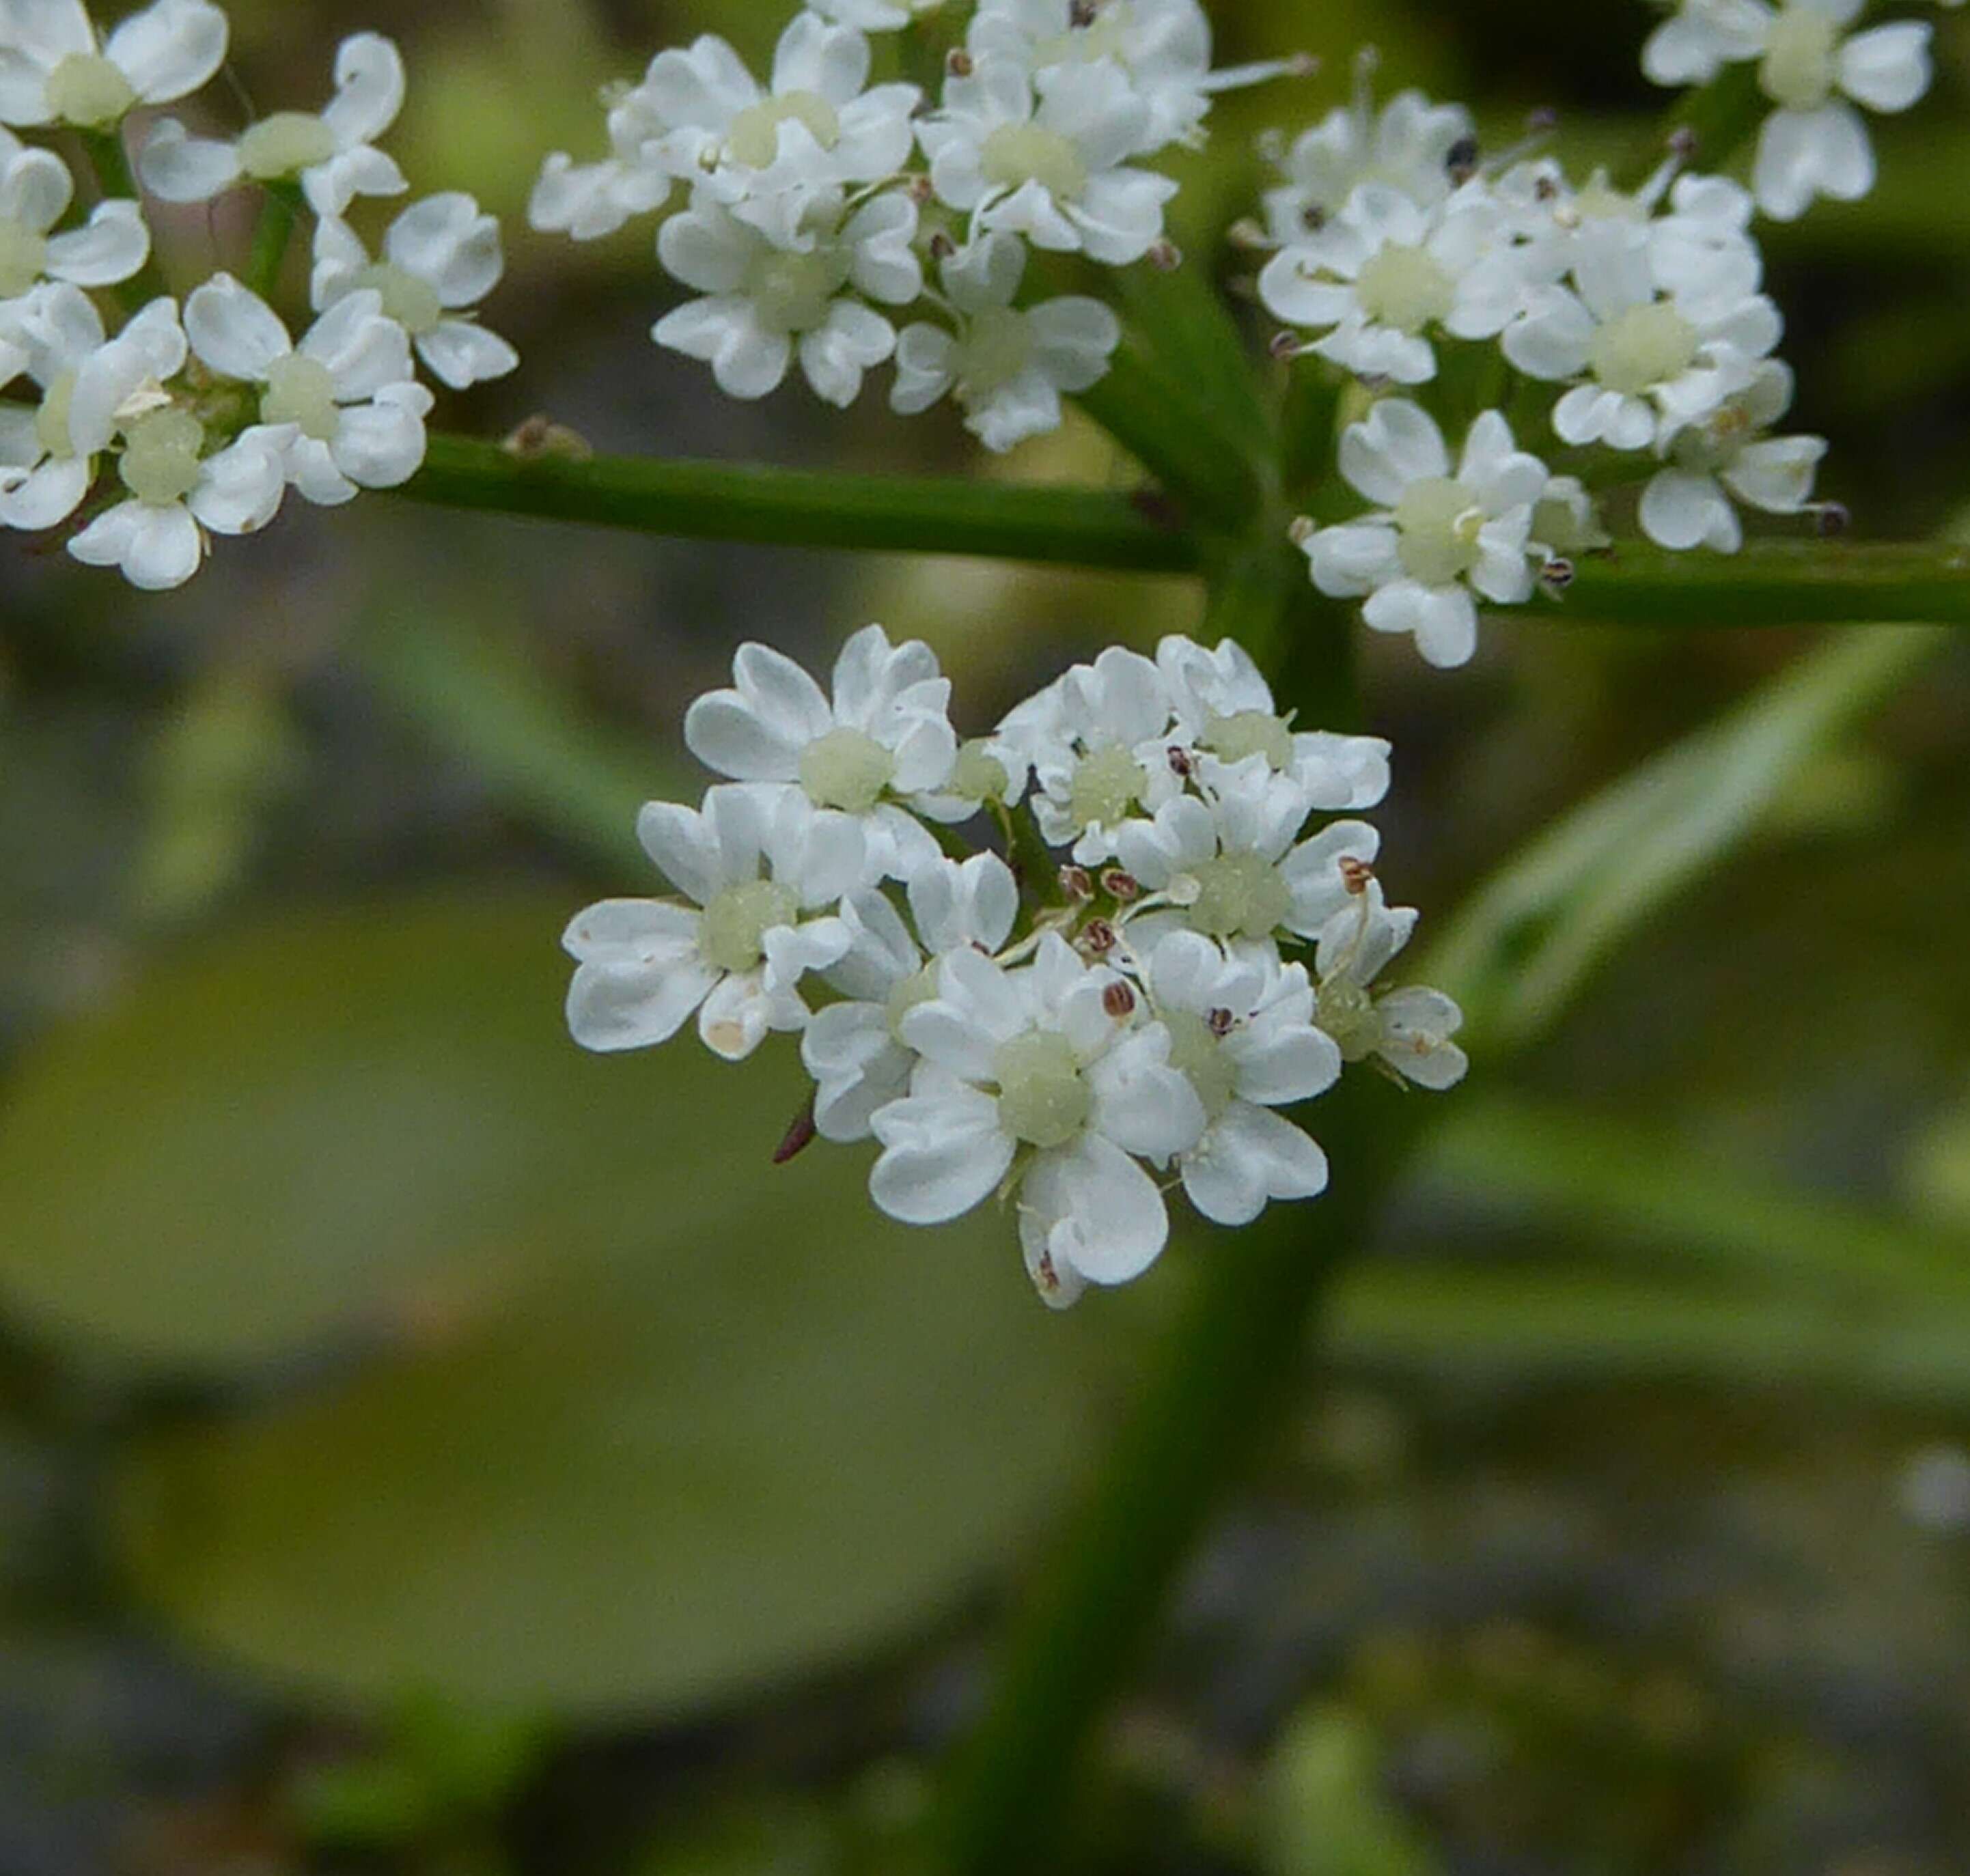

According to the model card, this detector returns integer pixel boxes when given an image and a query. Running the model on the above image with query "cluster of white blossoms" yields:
[564,626,1465,1308]
[0,1,515,589]
[530,0,1304,449]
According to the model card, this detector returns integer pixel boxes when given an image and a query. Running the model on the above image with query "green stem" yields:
[396,436,1204,574]
[1566,542,1970,628]
[245,183,303,303]
[77,128,171,311]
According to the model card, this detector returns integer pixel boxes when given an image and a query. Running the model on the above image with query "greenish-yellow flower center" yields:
[1163,1009,1238,1121]
[1393,475,1484,586]
[1760,7,1840,111]
[727,90,842,169]
[45,53,136,128]
[1033,14,1130,70]
[885,962,942,1041]
[981,123,1090,203]
[698,879,800,976]
[1587,300,1699,397]
[261,353,341,443]
[352,262,445,335]
[238,111,339,181]
[1202,710,1295,772]
[799,725,896,813]
[993,1029,1090,1150]
[0,219,49,298]
[1187,851,1291,943]
[1315,978,1384,1063]
[119,408,206,506]
[954,307,1036,402]
[947,739,1010,806]
[1067,744,1147,831]
[34,371,78,461]
[1352,242,1455,333]
[746,245,849,333]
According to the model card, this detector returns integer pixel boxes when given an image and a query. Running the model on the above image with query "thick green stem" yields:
[1565,542,1970,628]
[395,436,1204,574]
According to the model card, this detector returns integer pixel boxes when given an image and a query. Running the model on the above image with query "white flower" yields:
[1644,1,1934,222]
[529,86,677,242]
[1113,756,1380,952]
[1261,74,1474,243]
[1258,181,1517,386]
[684,624,958,883]
[184,272,434,506]
[564,783,864,1063]
[61,298,286,589]
[1529,472,1611,559]
[802,852,1021,1143]
[654,185,920,406]
[638,13,919,204]
[1639,359,1827,552]
[1504,223,1781,450]
[141,31,408,216]
[917,57,1178,265]
[0,0,225,129]
[1146,930,1340,1227]
[891,231,1119,452]
[1304,402,1546,670]
[809,0,934,28]
[1000,645,1182,864]
[312,194,518,391]
[1154,633,1392,811]
[0,279,106,530]
[0,130,148,300]
[1314,878,1467,1090]
[870,932,1205,1304]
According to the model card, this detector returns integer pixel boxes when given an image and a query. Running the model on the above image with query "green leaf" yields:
[12,895,1115,1716]
[1426,627,1945,1049]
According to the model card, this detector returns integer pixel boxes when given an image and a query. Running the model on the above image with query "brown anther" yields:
[1206,1007,1236,1039]
[1814,501,1851,539]
[910,174,937,207]
[1227,216,1272,251]
[1148,238,1182,272]
[1445,134,1480,186]
[1069,0,1098,25]
[1100,869,1141,903]
[1269,328,1304,362]
[1338,856,1374,896]
[1167,744,1197,778]
[1535,173,1560,202]
[1527,106,1559,134]
[1102,979,1137,1018]
[1300,202,1327,233]
[1667,124,1700,161]
[773,1094,819,1165]
[502,414,594,462]
[1059,864,1096,901]
[1540,555,1577,590]
[1084,917,1120,957]
[1286,51,1320,79]
[1288,515,1317,546]
[947,48,973,77]
[927,227,957,260]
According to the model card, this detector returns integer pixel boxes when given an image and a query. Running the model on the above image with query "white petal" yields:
[137,116,241,202]
[189,432,287,534]
[1753,102,1874,222]
[1837,22,1931,114]
[106,0,227,104]
[1339,398,1448,505]
[43,197,149,285]
[696,968,777,1061]
[184,272,290,381]
[1639,468,1740,552]
[1020,1135,1169,1287]
[385,191,502,304]
[329,385,430,490]
[322,32,405,147]
[415,319,518,390]
[1181,1102,1329,1227]
[72,496,204,589]
[869,1084,1014,1224]
[1087,1027,1208,1161]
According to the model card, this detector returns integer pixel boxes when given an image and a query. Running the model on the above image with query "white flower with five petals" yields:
[0,0,225,130]
[0,279,107,530]
[564,783,864,1063]
[311,194,518,391]
[529,86,678,242]
[1303,401,1546,670]
[1260,76,1474,243]
[0,129,148,300]
[1313,878,1468,1090]
[684,624,958,883]
[141,31,408,216]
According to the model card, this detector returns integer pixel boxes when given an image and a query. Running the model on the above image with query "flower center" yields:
[34,371,78,461]
[947,740,1010,806]
[885,962,942,1041]
[1033,12,1130,68]
[993,1029,1090,1151]
[798,725,896,814]
[1572,171,1643,223]
[1066,743,1147,830]
[352,262,446,335]
[45,54,136,128]
[726,89,842,169]
[261,354,342,443]
[1760,7,1840,111]
[698,879,800,976]
[1202,710,1294,772]
[0,219,49,298]
[1393,475,1484,586]
[1163,1009,1238,1122]
[745,245,848,333]
[237,111,340,181]
[1316,979,1383,1063]
[954,307,1036,402]
[1352,242,1455,333]
[981,123,1090,203]
[118,408,206,507]
[1587,300,1700,396]
[1186,850,1291,943]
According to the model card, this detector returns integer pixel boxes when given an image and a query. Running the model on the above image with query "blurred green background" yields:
[4,1,1970,1871]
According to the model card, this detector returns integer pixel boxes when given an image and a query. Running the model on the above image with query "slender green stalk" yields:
[1565,542,1970,628]
[396,436,1204,574]
[245,183,303,303]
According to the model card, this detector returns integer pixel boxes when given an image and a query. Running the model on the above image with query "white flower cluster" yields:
[529,0,1303,450]
[1249,3,1950,670]
[564,625,1465,1310]
[0,2,516,590]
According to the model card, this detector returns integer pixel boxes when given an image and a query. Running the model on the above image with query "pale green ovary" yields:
[237,112,339,182]
[1393,476,1484,586]
[261,354,342,443]
[1068,744,1148,830]
[726,91,842,170]
[993,1028,1091,1150]
[1587,300,1699,397]
[698,880,801,976]
[1352,244,1455,333]
[1163,1009,1238,1122]
[45,54,136,128]
[947,739,1010,805]
[0,219,50,299]
[119,408,207,506]
[1315,977,1384,1063]
[954,308,1036,402]
[745,246,850,334]
[352,262,445,335]
[1202,710,1295,772]
[1187,851,1291,944]
[34,372,78,460]
[980,123,1090,203]
[1760,8,1840,111]
[799,726,896,814]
